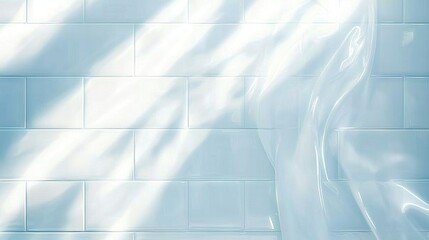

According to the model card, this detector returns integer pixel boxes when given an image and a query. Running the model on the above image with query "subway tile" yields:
[27,0,83,23]
[339,130,429,180]
[85,0,187,23]
[330,232,375,240]
[189,0,243,23]
[377,0,403,22]
[404,0,429,23]
[189,77,244,128]
[0,233,133,240]
[245,181,279,230]
[0,182,25,231]
[134,130,274,180]
[373,24,429,75]
[405,78,429,128]
[135,232,282,240]
[85,77,186,128]
[336,77,404,128]
[0,78,25,127]
[0,24,133,76]
[0,0,26,23]
[135,24,271,76]
[245,77,311,128]
[189,181,244,230]
[27,181,83,231]
[0,130,133,180]
[86,181,188,231]
[27,78,82,128]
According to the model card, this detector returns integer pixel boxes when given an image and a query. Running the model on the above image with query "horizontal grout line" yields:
[0,128,284,131]
[336,128,429,131]
[0,179,275,182]
[0,230,282,233]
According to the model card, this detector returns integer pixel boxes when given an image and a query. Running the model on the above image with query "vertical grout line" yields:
[24,78,27,128]
[242,0,245,23]
[187,181,190,230]
[82,181,86,231]
[243,181,246,230]
[242,77,246,128]
[403,76,406,128]
[186,77,190,129]
[82,77,85,129]
[337,130,341,179]
[133,130,136,180]
[24,181,28,231]
[187,0,190,23]
[82,0,85,23]
[133,25,136,77]
[25,0,28,23]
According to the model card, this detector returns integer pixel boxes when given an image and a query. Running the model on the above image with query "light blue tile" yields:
[0,182,25,231]
[135,130,274,180]
[339,130,429,180]
[0,78,25,127]
[189,0,243,23]
[404,0,429,23]
[0,25,133,76]
[0,130,133,180]
[336,77,404,128]
[135,232,282,240]
[189,181,244,230]
[373,24,429,75]
[398,182,429,230]
[85,0,187,23]
[85,77,186,128]
[245,181,279,230]
[323,182,368,231]
[378,0,403,22]
[0,233,133,240]
[27,0,83,23]
[330,232,375,240]
[27,181,83,231]
[405,78,429,128]
[27,78,82,128]
[86,181,188,231]
[189,77,244,128]
[0,0,26,23]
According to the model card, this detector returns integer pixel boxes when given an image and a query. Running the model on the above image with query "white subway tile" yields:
[27,0,83,23]
[245,181,279,230]
[405,78,429,128]
[189,0,243,23]
[339,130,429,180]
[86,181,188,230]
[0,233,133,240]
[135,130,274,180]
[85,0,187,23]
[135,232,282,240]
[189,181,244,230]
[0,130,133,180]
[27,78,82,128]
[135,24,271,76]
[27,181,83,231]
[0,182,25,231]
[0,0,26,23]
[0,78,25,127]
[373,25,429,75]
[404,0,429,23]
[85,77,186,128]
[0,24,133,76]
[189,77,244,128]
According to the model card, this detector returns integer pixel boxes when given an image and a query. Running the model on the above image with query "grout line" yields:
[133,25,136,77]
[187,181,190,230]
[403,75,406,128]
[337,131,341,180]
[24,181,28,231]
[133,130,136,180]
[82,181,86,231]
[82,77,85,129]
[243,181,246,230]
[25,0,28,23]
[82,0,85,23]
[24,77,27,129]
[187,0,190,23]
[186,77,190,129]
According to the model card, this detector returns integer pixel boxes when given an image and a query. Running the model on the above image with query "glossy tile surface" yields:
[0,78,25,127]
